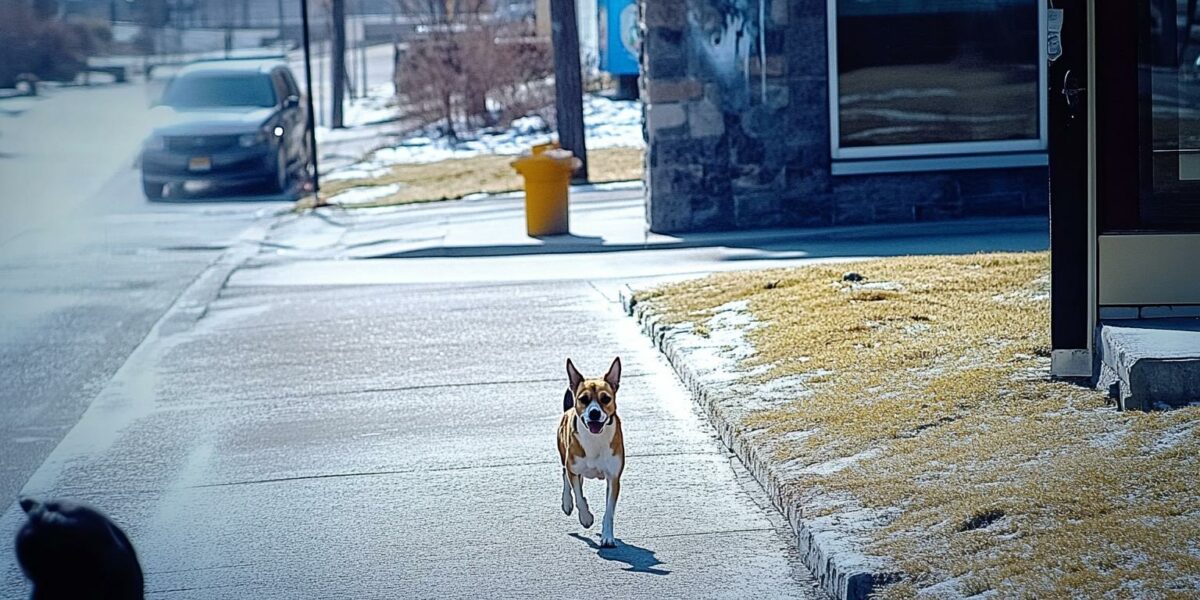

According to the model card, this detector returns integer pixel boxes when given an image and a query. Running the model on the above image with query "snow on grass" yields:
[303,94,645,208]
[357,94,642,167]
[344,83,401,127]
[315,83,403,144]
[328,183,402,206]
[635,252,1200,599]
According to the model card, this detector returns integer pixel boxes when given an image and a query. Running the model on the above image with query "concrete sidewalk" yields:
[0,240,822,598]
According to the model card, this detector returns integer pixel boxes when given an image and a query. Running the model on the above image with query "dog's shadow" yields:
[569,533,671,575]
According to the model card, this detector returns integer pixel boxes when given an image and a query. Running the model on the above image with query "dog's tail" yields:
[562,389,573,412]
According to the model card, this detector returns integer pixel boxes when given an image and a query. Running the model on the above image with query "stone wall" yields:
[639,0,1048,233]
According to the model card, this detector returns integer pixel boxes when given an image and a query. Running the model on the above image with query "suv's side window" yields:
[281,70,300,100]
[270,71,289,107]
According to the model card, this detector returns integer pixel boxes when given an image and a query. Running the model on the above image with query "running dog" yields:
[557,357,624,548]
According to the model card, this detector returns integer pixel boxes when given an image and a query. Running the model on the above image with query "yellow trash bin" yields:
[511,143,581,237]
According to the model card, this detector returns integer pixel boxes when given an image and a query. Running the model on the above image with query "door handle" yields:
[1062,70,1086,120]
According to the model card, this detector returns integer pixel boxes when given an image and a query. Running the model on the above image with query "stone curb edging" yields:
[620,287,896,600]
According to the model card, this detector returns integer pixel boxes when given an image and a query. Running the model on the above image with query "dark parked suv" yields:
[140,58,311,199]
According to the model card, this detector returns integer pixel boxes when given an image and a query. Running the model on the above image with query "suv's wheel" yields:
[143,179,163,200]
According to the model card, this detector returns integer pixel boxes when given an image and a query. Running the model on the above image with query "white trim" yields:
[831,152,1048,176]
[827,0,1050,161]
[1086,0,1097,357]
[1051,349,1092,378]
[826,0,840,163]
[836,139,1047,160]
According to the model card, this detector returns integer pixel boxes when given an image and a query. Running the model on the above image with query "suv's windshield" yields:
[161,73,277,108]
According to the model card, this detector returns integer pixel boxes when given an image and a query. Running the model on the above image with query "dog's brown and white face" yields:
[567,357,620,435]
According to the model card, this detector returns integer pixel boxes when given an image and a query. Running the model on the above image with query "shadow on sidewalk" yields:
[569,532,671,575]
[369,217,1049,261]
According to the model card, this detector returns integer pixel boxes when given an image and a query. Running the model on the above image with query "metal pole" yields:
[277,0,286,43]
[347,10,357,99]
[318,38,326,127]
[549,0,588,181]
[331,0,346,127]
[359,5,367,97]
[300,0,321,199]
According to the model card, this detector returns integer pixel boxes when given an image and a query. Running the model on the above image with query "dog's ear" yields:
[604,357,622,392]
[19,497,39,515]
[566,358,584,392]
[563,389,574,412]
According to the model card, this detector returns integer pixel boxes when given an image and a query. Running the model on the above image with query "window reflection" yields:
[835,0,1041,149]
[1142,0,1200,226]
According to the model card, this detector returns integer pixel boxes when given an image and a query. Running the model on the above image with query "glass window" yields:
[161,73,278,109]
[281,71,300,98]
[830,0,1045,157]
[1139,0,1200,227]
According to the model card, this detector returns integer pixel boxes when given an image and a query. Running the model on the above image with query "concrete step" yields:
[1097,318,1200,410]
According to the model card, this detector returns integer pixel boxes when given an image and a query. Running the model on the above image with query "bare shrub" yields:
[0,0,109,87]
[486,36,554,128]
[393,1,553,137]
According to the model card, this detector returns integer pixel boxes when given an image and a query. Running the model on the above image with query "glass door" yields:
[1139,0,1200,228]
[1094,0,1200,306]
[1100,0,1200,232]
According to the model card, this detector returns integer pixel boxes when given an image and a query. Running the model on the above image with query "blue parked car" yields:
[140,58,311,199]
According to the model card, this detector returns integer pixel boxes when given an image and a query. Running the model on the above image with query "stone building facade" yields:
[639,0,1049,233]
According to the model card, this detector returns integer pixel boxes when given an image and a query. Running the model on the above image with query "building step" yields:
[1097,318,1200,410]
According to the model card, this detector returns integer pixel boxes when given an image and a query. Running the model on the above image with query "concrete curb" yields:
[620,287,897,600]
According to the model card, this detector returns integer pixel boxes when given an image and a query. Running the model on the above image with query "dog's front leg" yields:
[600,476,620,547]
[561,468,574,516]
[570,473,593,528]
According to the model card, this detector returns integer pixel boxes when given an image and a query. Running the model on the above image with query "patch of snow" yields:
[329,183,402,206]
[1088,428,1130,450]
[343,83,400,127]
[356,94,642,167]
[704,300,760,361]
[800,448,883,476]
[323,161,392,181]
[853,281,904,292]
[1146,422,1196,454]
[992,290,1051,303]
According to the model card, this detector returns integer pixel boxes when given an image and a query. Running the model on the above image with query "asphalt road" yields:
[0,82,288,513]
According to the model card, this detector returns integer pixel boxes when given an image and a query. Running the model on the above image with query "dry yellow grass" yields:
[297,146,643,210]
[636,252,1200,599]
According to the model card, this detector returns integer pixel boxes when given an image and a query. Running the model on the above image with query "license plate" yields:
[188,156,212,172]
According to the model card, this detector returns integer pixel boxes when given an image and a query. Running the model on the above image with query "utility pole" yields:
[276,0,285,42]
[300,0,321,200]
[549,0,588,181]
[331,0,346,128]
[355,5,364,97]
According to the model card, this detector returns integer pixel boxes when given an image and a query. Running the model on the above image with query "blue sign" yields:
[598,0,640,75]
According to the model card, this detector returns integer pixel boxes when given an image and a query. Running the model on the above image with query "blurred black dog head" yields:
[15,497,144,600]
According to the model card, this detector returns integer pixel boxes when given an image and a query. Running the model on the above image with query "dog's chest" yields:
[571,423,621,480]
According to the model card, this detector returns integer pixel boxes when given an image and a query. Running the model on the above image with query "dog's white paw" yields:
[579,509,594,529]
[599,534,616,548]
[561,495,573,516]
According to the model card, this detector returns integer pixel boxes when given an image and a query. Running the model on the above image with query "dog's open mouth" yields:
[585,420,605,434]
